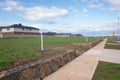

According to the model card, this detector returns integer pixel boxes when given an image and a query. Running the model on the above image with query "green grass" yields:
[107,39,119,44]
[0,38,42,71]
[43,36,95,45]
[0,36,96,71]
[92,61,120,80]
[105,39,120,50]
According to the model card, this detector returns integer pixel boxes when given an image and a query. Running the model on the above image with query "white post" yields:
[41,31,44,52]
[118,16,120,41]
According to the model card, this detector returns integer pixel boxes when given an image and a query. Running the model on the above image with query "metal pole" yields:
[41,31,44,52]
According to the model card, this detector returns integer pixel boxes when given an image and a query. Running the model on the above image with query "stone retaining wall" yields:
[0,50,77,80]
[0,39,103,80]
[80,39,103,50]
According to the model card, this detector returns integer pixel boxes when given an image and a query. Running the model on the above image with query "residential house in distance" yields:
[0,23,40,38]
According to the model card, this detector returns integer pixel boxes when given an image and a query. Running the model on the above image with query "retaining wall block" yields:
[20,68,34,80]
[33,66,41,80]
[39,65,46,79]
[49,59,59,73]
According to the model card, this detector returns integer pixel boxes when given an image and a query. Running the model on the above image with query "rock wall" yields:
[0,50,77,80]
[0,39,103,80]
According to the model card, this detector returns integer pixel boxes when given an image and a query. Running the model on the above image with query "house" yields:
[0,23,40,38]
[55,33,71,37]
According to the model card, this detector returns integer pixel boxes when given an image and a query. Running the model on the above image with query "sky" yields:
[0,0,120,36]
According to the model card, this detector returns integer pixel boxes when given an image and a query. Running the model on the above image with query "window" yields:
[22,28,24,30]
[7,28,9,30]
[30,28,32,31]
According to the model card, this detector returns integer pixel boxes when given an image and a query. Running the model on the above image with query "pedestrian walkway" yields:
[100,49,120,64]
[43,39,107,80]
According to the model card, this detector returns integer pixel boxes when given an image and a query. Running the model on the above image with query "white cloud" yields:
[106,0,120,11]
[68,7,78,12]
[106,0,120,5]
[81,0,89,2]
[83,0,120,11]
[74,20,120,34]
[0,0,24,11]
[0,0,68,21]
[81,0,120,11]
[83,8,88,13]
[89,3,105,9]
[3,7,12,11]
[23,6,68,21]
[81,0,99,2]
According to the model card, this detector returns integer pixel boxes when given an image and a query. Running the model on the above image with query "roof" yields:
[0,24,40,30]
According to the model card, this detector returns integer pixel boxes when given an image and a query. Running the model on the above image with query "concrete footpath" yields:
[100,49,120,64]
[43,39,107,80]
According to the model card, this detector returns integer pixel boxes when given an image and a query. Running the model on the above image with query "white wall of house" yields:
[0,29,2,38]
[2,34,40,38]
[2,28,14,32]
[14,28,39,33]
[1,27,39,33]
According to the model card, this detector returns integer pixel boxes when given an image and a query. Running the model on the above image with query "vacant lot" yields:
[0,36,96,71]
[92,61,120,80]
[105,39,120,50]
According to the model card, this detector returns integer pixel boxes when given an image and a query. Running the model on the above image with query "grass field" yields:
[105,39,120,50]
[0,36,96,71]
[92,61,120,80]
[107,39,120,44]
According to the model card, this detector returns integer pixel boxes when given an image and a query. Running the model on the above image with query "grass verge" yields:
[105,39,120,50]
[92,61,120,80]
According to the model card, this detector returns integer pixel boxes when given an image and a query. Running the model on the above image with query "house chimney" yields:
[19,23,22,26]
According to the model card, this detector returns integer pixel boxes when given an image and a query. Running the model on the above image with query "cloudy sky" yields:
[0,0,120,36]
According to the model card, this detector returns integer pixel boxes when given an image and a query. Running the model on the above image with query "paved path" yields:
[100,49,120,64]
[43,39,107,80]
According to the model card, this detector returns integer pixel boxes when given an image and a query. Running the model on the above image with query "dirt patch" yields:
[2,58,38,70]
[72,43,81,46]
[47,46,67,50]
